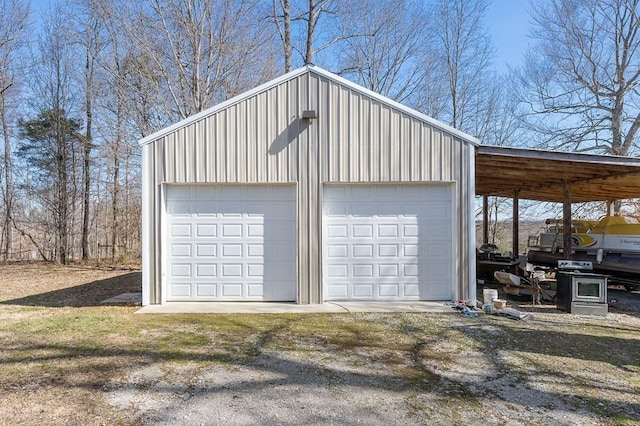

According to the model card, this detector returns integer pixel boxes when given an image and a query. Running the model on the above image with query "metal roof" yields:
[138,64,479,147]
[475,145,640,202]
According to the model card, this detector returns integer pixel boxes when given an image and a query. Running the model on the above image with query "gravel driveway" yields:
[107,288,640,426]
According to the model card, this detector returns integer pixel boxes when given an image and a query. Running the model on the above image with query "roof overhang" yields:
[138,65,479,147]
[475,145,640,203]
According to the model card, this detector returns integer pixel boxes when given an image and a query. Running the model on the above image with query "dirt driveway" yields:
[0,263,639,425]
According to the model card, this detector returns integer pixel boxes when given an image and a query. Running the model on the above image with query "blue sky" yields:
[30,0,532,75]
[486,0,532,73]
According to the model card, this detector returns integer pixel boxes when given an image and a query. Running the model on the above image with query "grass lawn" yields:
[0,263,639,425]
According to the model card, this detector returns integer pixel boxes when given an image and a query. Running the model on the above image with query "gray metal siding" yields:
[142,69,474,304]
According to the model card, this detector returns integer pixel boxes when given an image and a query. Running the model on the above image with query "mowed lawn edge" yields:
[0,263,639,425]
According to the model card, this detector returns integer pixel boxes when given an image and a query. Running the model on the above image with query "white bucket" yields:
[483,288,499,305]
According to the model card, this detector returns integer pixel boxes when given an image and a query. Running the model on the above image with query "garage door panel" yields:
[247,244,264,257]
[327,225,348,238]
[327,244,348,258]
[353,264,373,277]
[377,224,398,238]
[220,223,242,237]
[221,263,243,277]
[195,244,216,257]
[171,244,191,257]
[166,186,195,201]
[269,202,297,218]
[196,284,216,297]
[324,185,453,301]
[247,284,263,297]
[353,244,373,257]
[353,224,374,238]
[426,185,452,200]
[378,244,397,257]
[221,284,243,297]
[403,264,419,277]
[170,263,191,277]
[379,284,399,297]
[353,284,373,298]
[196,224,217,237]
[221,244,243,257]
[170,283,191,297]
[195,264,216,277]
[165,185,296,302]
[247,264,264,277]
[327,264,348,279]
[326,283,348,298]
[425,205,452,220]
[378,264,399,277]
[403,244,419,256]
[404,284,420,297]
[170,223,192,237]
[325,203,348,216]
[168,203,192,216]
[194,202,217,216]
[402,225,419,237]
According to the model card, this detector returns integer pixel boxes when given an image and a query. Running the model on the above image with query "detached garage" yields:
[139,65,478,306]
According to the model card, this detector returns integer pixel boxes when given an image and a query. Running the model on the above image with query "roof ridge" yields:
[139,65,479,147]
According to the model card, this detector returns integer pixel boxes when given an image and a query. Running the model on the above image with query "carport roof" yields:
[475,145,640,203]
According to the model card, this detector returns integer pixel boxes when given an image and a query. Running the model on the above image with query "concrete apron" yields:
[136,301,453,314]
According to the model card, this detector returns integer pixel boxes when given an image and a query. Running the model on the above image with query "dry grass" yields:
[0,263,639,425]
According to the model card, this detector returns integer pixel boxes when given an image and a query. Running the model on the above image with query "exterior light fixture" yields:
[301,110,317,120]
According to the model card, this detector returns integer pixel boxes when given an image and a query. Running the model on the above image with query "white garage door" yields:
[323,184,453,301]
[164,185,296,301]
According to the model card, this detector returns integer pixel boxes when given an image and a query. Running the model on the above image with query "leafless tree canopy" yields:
[0,0,29,260]
[518,0,640,156]
[0,0,638,263]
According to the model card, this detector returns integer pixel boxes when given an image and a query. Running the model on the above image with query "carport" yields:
[475,145,640,257]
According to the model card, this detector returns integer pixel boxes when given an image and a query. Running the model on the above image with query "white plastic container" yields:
[483,288,499,305]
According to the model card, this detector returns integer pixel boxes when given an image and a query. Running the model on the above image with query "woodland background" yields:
[1,0,639,264]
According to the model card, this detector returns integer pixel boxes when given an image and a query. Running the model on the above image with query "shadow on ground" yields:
[494,286,640,319]
[3,316,638,424]
[0,272,141,307]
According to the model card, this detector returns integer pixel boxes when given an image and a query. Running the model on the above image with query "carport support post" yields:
[563,181,573,259]
[482,195,489,244]
[512,190,519,256]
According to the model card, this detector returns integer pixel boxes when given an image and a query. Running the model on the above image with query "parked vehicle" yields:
[527,216,640,291]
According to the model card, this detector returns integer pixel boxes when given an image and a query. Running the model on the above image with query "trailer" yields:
[527,216,640,291]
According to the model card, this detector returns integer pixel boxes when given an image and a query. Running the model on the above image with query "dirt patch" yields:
[0,262,141,306]
[0,263,639,425]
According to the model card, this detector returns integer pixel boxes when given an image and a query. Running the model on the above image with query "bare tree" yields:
[271,0,351,70]
[518,0,640,156]
[90,0,165,260]
[302,0,325,64]
[20,5,81,264]
[335,0,428,103]
[117,0,277,121]
[73,0,105,260]
[272,0,292,72]
[0,0,29,260]
[424,0,494,134]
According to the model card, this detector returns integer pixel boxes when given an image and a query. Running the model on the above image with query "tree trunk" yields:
[82,46,93,260]
[283,0,291,72]
[305,0,316,64]
[111,152,119,262]
[1,95,11,260]
[58,126,68,265]
[111,96,123,262]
